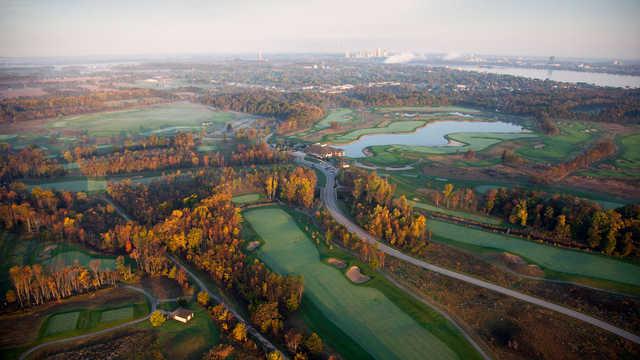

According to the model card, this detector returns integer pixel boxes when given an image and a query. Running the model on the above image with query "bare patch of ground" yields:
[345,266,370,283]
[38,328,161,360]
[326,257,346,269]
[246,241,261,251]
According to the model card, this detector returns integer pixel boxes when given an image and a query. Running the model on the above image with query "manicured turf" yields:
[429,219,640,287]
[412,201,503,225]
[244,206,461,360]
[50,102,236,136]
[231,193,262,204]
[44,311,80,336]
[315,108,357,129]
[100,306,134,323]
[46,248,116,271]
[331,120,426,143]
[515,121,597,163]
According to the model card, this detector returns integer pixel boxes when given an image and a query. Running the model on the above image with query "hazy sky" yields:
[1,0,639,59]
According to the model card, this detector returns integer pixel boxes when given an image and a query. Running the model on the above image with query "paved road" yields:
[168,255,286,359]
[20,285,157,360]
[301,157,640,345]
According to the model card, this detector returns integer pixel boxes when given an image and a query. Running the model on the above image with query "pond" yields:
[334,120,526,158]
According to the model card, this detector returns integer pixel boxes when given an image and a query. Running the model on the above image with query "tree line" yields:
[423,183,640,257]
[340,169,430,255]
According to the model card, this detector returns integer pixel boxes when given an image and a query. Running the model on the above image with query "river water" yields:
[459,65,640,88]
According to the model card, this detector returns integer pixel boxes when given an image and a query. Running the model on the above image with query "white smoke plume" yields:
[384,52,416,64]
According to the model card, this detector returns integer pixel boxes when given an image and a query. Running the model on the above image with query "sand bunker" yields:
[346,266,370,284]
[246,241,261,251]
[327,257,346,269]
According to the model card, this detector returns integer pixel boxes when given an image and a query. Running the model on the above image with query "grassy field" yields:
[412,201,503,225]
[330,120,426,143]
[515,121,597,163]
[244,206,477,360]
[43,311,80,336]
[137,302,219,360]
[49,102,237,136]
[428,219,640,287]
[40,302,148,340]
[26,179,108,192]
[231,193,262,204]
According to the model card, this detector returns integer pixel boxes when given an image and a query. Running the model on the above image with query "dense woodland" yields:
[0,146,66,182]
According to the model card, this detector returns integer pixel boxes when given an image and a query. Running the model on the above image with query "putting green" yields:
[429,219,640,287]
[50,102,236,136]
[46,250,116,271]
[245,207,459,360]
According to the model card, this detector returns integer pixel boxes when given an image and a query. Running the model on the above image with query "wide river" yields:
[335,120,525,158]
[460,65,640,88]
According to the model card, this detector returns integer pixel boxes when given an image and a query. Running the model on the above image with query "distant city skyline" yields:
[1,0,639,59]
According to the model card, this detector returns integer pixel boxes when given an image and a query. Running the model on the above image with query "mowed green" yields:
[332,120,426,143]
[50,102,236,136]
[44,311,80,336]
[244,207,459,360]
[412,201,503,225]
[429,219,640,286]
[231,193,262,204]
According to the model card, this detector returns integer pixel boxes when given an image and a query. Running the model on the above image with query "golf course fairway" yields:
[244,206,465,360]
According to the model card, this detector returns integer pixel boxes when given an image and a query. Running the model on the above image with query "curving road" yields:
[300,157,640,345]
[19,285,157,360]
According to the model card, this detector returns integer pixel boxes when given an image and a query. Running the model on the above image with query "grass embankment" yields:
[49,102,235,136]
[428,219,640,288]
[244,206,480,360]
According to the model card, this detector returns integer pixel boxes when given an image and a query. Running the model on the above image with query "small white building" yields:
[171,308,194,323]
